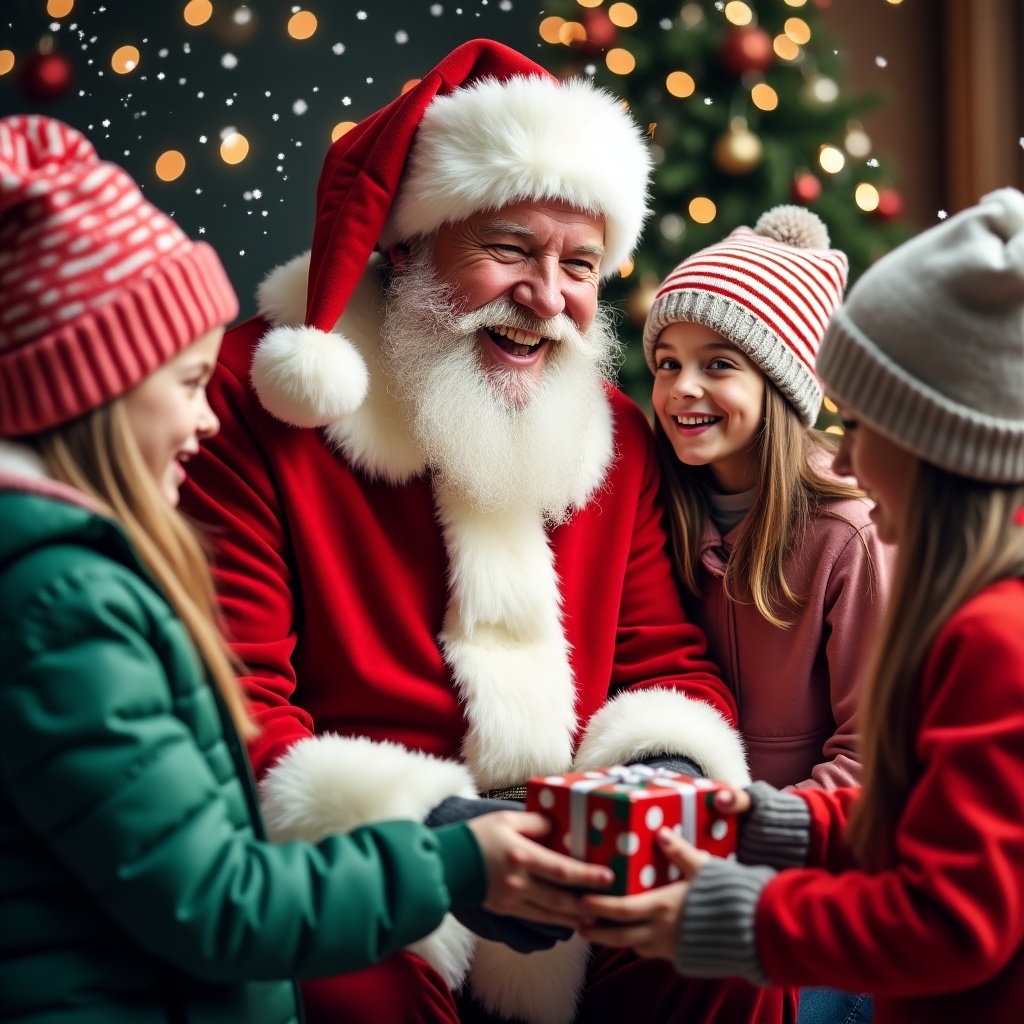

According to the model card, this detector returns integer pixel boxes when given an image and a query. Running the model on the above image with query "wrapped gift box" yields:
[525,764,736,895]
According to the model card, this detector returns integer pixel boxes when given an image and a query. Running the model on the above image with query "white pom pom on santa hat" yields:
[249,38,653,428]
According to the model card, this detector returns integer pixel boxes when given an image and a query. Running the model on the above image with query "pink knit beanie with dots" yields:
[0,114,238,437]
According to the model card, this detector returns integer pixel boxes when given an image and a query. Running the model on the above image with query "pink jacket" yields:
[692,493,894,790]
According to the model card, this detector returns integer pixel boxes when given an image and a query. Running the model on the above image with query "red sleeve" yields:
[757,582,1024,995]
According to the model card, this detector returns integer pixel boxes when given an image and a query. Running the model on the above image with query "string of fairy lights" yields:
[540,0,907,264]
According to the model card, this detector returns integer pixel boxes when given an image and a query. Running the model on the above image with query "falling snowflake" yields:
[875,56,888,68]
[158,48,168,57]
[221,53,239,69]
[342,96,352,106]
[292,99,308,115]
[430,3,443,13]
[703,97,713,105]
[660,19,672,29]
[499,0,512,9]
[357,10,367,18]
[333,42,346,54]
[253,188,262,199]
[937,210,948,219]
[198,227,205,233]
[199,135,207,142]
[195,188,203,194]
[867,158,879,167]
[395,30,409,44]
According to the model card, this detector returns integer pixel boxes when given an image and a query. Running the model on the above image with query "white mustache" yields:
[453,299,593,357]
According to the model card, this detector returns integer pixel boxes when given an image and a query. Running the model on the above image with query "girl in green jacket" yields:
[0,115,611,1024]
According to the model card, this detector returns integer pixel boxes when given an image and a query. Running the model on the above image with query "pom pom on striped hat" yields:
[0,114,237,437]
[642,205,848,426]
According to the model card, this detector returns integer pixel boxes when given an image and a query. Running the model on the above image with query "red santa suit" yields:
[182,38,789,1024]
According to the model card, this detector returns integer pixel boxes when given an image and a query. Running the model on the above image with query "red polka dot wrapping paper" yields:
[526,764,737,895]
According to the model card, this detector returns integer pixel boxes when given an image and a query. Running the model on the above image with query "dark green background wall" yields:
[1,0,539,320]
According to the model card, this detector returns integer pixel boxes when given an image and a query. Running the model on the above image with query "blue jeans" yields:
[797,988,873,1024]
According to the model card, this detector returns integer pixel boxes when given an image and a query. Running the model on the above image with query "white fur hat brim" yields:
[380,74,653,278]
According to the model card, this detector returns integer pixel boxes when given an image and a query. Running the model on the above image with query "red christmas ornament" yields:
[875,187,904,221]
[573,9,618,56]
[791,171,823,204]
[718,26,774,76]
[18,38,74,104]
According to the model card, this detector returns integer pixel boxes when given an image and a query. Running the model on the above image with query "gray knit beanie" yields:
[817,187,1024,483]
[643,206,849,426]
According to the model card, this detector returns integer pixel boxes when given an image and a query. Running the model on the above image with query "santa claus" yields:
[183,38,788,1024]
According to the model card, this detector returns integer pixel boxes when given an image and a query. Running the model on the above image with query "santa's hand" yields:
[468,811,613,929]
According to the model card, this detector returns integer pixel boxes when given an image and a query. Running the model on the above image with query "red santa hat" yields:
[251,38,654,428]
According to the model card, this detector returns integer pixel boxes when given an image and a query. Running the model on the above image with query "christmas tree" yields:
[537,0,909,418]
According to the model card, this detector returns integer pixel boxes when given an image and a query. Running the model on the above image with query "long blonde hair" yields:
[847,464,1024,868]
[32,399,256,739]
[656,382,865,627]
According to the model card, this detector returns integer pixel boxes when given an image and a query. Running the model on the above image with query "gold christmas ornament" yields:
[712,118,763,175]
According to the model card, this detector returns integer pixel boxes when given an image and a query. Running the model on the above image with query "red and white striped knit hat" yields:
[642,206,848,425]
[0,115,237,437]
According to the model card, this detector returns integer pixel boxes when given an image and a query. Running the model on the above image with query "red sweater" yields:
[758,578,1024,1023]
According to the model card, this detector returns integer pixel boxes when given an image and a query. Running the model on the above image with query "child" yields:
[0,115,612,1024]
[643,205,894,793]
[579,188,1024,1023]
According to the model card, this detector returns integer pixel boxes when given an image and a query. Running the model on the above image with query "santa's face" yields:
[392,199,605,404]
[379,223,619,523]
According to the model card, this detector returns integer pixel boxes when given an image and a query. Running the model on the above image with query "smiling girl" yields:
[579,186,1024,1024]
[0,115,613,1024]
[643,206,893,795]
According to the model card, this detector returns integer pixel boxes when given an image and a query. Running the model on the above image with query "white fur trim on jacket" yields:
[380,74,652,277]
[257,733,478,991]
[435,482,579,793]
[573,687,751,786]
[470,935,592,1024]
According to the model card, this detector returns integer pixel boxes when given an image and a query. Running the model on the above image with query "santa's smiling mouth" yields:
[485,324,551,358]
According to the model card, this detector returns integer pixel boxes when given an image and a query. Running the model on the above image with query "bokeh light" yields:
[666,71,696,98]
[220,131,250,164]
[46,0,74,17]
[688,197,717,224]
[331,121,357,142]
[751,83,778,110]
[606,48,636,74]
[818,145,845,174]
[773,35,801,61]
[608,4,638,28]
[111,45,140,74]
[855,183,881,211]
[155,150,186,181]
[618,257,635,279]
[539,16,565,44]
[784,18,811,45]
[0,50,14,76]
[183,0,212,27]
[724,3,753,27]
[287,11,317,40]
[401,79,420,95]
[559,21,587,45]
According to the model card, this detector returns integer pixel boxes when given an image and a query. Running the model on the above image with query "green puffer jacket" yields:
[0,481,486,1024]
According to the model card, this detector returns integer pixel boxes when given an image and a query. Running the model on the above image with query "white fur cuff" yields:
[573,687,750,786]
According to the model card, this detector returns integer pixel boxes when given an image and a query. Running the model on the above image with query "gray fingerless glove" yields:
[677,857,776,984]
[737,780,811,869]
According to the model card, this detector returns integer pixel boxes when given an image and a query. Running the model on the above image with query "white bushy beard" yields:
[380,245,621,525]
